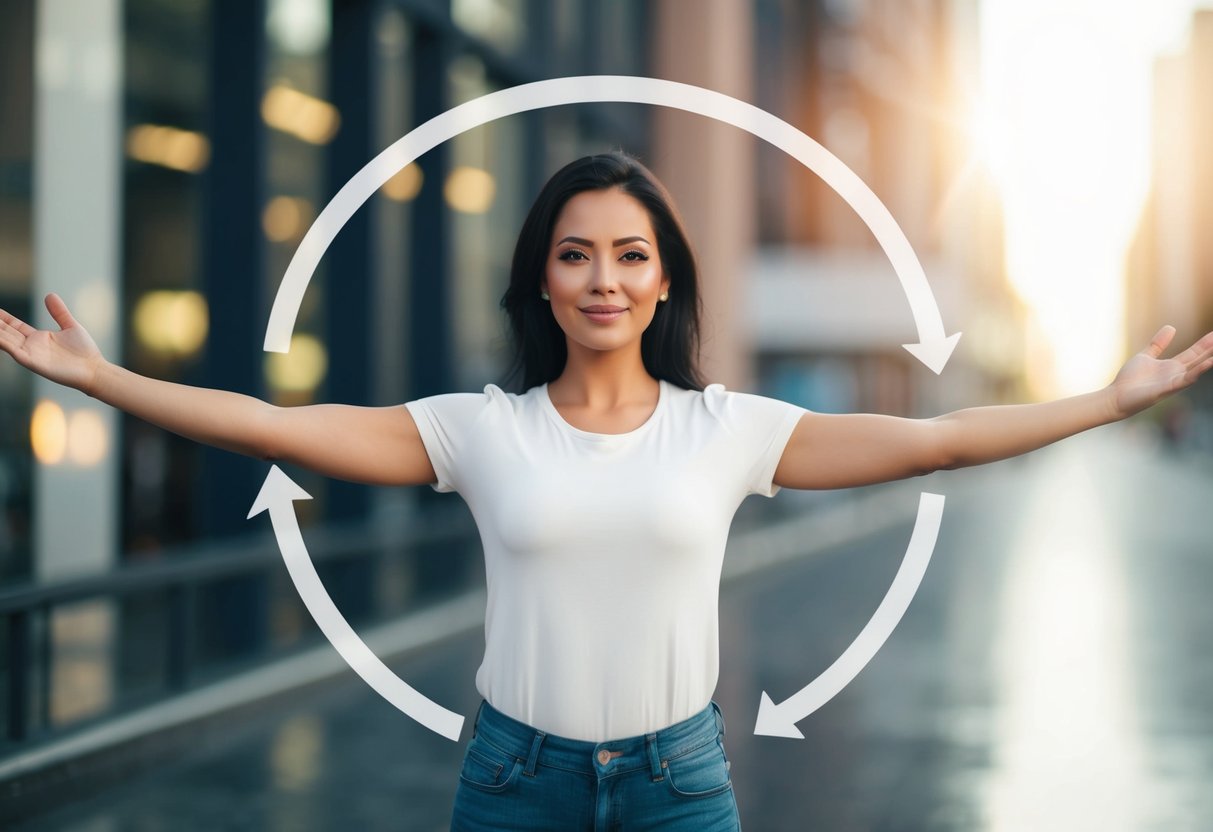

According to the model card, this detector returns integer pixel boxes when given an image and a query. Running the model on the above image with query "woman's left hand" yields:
[1108,325,1213,420]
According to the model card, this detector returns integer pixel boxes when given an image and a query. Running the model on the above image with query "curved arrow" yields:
[247,465,465,741]
[264,75,959,373]
[754,491,945,738]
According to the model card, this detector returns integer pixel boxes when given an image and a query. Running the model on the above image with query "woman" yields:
[1,151,1211,830]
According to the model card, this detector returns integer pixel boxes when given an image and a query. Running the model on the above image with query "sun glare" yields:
[978,0,1207,397]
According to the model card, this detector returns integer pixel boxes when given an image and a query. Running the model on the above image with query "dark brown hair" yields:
[499,150,706,392]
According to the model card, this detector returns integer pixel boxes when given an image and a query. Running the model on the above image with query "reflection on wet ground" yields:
[12,424,1213,831]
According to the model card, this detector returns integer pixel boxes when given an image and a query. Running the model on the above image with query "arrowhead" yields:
[247,465,313,520]
[753,691,805,739]
[902,332,962,375]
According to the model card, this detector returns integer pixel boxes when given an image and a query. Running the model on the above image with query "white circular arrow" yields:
[264,75,960,372]
[754,492,945,739]
[256,75,956,742]
[246,466,465,741]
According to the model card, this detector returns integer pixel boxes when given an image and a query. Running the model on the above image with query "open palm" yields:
[0,293,106,394]
[1109,325,1213,419]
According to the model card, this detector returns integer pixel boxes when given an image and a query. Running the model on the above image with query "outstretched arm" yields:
[773,325,1213,491]
[0,293,439,488]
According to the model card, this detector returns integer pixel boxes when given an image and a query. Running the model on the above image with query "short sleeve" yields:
[404,386,497,493]
[704,384,808,498]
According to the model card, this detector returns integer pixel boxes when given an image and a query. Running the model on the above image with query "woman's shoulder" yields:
[402,385,502,417]
[672,380,758,409]
[410,382,525,402]
[676,381,807,429]
[405,382,527,422]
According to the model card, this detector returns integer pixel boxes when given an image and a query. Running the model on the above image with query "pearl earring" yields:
[540,290,550,300]
[659,291,669,302]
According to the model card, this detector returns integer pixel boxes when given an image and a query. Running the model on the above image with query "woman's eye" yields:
[621,250,648,261]
[558,249,587,261]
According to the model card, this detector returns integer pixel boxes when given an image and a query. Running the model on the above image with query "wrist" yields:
[1101,383,1125,423]
[84,358,112,400]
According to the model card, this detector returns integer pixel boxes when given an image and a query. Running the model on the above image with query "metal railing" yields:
[0,501,479,756]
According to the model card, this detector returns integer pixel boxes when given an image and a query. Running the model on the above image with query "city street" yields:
[5,2,1213,831]
[13,423,1213,831]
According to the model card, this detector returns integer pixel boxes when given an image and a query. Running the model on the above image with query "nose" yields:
[587,259,619,294]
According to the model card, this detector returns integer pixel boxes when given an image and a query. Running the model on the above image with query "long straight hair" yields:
[499,151,707,393]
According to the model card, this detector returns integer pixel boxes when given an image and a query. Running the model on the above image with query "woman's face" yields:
[541,187,671,359]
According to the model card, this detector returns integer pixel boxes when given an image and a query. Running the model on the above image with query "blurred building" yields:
[0,0,36,593]
[745,0,1022,420]
[1128,10,1213,373]
[1127,7,1213,459]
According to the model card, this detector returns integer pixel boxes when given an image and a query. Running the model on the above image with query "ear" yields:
[660,273,671,297]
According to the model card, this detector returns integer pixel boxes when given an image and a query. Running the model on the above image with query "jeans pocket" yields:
[458,737,523,794]
[663,738,734,799]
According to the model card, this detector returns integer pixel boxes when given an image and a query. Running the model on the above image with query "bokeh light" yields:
[265,333,328,393]
[132,290,209,358]
[443,165,496,214]
[30,399,67,465]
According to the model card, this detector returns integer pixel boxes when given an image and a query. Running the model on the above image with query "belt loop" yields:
[524,729,545,777]
[646,732,664,781]
[472,699,486,739]
[712,700,725,737]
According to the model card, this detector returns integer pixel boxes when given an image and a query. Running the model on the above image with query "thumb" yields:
[44,292,79,331]
[1144,324,1176,358]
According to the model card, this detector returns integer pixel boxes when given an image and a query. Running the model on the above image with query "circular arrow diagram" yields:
[754,492,945,738]
[254,75,955,742]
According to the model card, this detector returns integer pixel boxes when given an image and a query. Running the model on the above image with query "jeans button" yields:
[597,749,611,765]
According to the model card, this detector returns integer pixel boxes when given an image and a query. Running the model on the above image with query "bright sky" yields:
[977,0,1210,397]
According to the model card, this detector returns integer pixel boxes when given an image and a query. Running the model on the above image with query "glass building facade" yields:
[0,0,650,750]
[0,0,36,585]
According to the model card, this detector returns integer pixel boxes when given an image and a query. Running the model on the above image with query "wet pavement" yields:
[9,423,1213,831]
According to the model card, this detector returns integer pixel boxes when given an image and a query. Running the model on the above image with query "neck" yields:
[549,339,656,406]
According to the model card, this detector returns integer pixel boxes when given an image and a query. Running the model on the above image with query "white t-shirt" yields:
[404,378,807,741]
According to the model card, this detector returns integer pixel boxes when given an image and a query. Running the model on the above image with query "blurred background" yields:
[1,0,1212,829]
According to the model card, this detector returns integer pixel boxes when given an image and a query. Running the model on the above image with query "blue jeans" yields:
[449,698,743,831]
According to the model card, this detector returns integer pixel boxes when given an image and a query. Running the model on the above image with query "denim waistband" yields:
[469,699,726,781]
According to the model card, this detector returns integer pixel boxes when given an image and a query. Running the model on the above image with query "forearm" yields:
[933,386,1121,470]
[87,361,275,460]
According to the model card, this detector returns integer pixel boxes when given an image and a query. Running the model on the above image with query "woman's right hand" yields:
[0,292,107,395]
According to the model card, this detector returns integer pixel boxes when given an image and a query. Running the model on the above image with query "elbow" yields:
[912,458,948,479]
[926,417,958,473]
[253,404,282,464]
[931,443,959,472]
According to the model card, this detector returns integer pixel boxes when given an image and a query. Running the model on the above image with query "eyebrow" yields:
[556,235,651,247]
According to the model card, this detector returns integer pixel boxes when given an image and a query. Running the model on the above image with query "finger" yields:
[0,326,27,362]
[0,315,27,343]
[1182,356,1213,389]
[1176,341,1213,380]
[0,306,35,338]
[1173,329,1213,366]
[1145,324,1176,357]
[44,292,78,331]
[1187,345,1213,378]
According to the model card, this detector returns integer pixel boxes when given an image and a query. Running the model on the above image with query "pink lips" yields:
[580,305,627,323]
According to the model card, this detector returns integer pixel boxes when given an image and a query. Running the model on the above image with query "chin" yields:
[570,331,639,353]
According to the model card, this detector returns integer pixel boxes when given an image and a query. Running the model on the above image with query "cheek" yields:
[633,266,665,294]
[545,261,576,292]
